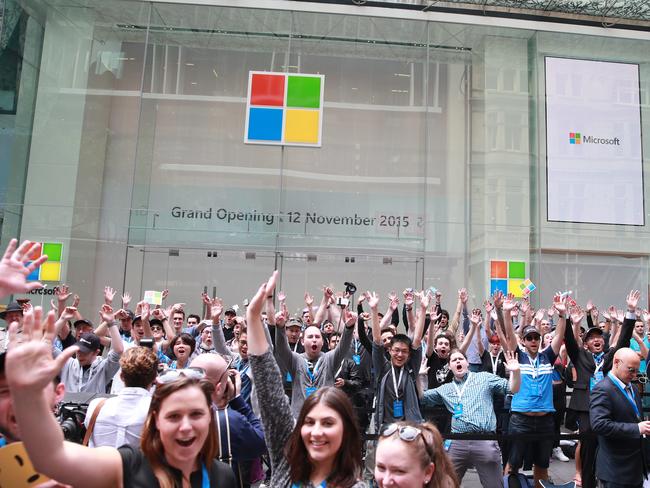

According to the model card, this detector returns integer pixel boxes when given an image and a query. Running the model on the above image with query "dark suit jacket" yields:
[565,317,634,411]
[590,375,647,484]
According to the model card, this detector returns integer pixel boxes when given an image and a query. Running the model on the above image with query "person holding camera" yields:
[83,346,157,448]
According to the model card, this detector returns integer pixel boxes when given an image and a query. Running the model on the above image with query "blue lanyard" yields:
[305,359,318,383]
[353,339,360,355]
[291,481,327,488]
[607,372,640,418]
[202,462,210,488]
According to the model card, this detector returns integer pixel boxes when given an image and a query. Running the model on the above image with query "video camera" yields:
[57,392,114,444]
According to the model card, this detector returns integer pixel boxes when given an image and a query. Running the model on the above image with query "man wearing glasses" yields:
[591,347,650,488]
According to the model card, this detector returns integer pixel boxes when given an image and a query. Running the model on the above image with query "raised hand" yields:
[248,271,278,318]
[278,291,286,303]
[520,297,530,314]
[275,309,287,327]
[504,350,520,373]
[304,292,314,307]
[140,302,150,322]
[388,296,399,312]
[492,290,504,308]
[104,286,116,306]
[586,300,594,312]
[484,300,494,314]
[0,239,48,297]
[388,291,398,302]
[161,289,169,302]
[553,293,567,313]
[60,306,76,322]
[99,304,114,323]
[570,306,584,325]
[55,284,72,303]
[534,309,545,324]
[420,292,430,311]
[470,310,481,326]
[210,298,223,322]
[121,292,131,309]
[627,290,641,312]
[201,292,211,306]
[403,289,414,306]
[344,309,357,327]
[458,288,468,304]
[503,295,516,312]
[643,310,650,323]
[367,291,379,310]
[6,307,77,392]
[606,305,617,323]
[72,294,80,308]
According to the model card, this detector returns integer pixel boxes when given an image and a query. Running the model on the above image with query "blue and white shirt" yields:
[511,345,557,413]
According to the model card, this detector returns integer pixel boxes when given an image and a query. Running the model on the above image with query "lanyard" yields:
[305,359,318,384]
[607,372,640,418]
[391,366,404,399]
[525,352,540,379]
[354,339,360,355]
[292,481,327,488]
[201,462,210,488]
[78,363,91,391]
[489,354,500,375]
[593,353,605,374]
[291,341,299,352]
[452,372,472,402]
[238,358,250,376]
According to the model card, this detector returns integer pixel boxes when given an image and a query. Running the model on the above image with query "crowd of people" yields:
[0,239,649,488]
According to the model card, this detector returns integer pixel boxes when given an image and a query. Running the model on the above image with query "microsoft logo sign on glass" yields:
[569,131,620,145]
[27,242,63,281]
[245,71,324,147]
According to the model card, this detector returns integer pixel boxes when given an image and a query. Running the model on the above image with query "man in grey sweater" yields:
[275,309,356,418]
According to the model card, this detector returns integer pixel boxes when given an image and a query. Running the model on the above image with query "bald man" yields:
[191,354,266,488]
[590,347,650,488]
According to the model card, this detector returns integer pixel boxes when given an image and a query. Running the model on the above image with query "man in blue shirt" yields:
[422,322,521,488]
[499,293,567,488]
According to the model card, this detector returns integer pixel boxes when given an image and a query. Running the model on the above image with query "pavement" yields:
[462,447,578,487]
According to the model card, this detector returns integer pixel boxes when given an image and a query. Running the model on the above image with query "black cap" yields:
[150,318,164,328]
[584,327,604,341]
[76,332,101,353]
[124,309,135,321]
[73,319,94,330]
[522,325,541,339]
[0,302,23,320]
[225,308,236,316]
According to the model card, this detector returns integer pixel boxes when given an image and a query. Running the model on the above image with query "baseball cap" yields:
[287,317,303,329]
[522,325,541,339]
[584,327,604,341]
[123,309,135,321]
[76,332,101,353]
[225,308,236,316]
[73,318,94,330]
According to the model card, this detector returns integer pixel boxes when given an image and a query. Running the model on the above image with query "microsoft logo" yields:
[490,260,534,298]
[27,242,63,281]
[569,131,620,146]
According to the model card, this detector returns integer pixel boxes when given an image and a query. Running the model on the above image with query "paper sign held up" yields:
[144,290,163,305]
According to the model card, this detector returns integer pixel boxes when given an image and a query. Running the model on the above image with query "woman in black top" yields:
[6,307,236,488]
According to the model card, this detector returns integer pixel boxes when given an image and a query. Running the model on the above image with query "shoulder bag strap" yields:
[82,398,108,446]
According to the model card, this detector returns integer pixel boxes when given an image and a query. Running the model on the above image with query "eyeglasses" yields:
[157,367,206,384]
[524,336,540,342]
[381,423,422,441]
[150,326,162,331]
[390,348,410,356]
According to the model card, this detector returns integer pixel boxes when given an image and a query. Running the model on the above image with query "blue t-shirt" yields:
[630,337,650,374]
[511,345,557,413]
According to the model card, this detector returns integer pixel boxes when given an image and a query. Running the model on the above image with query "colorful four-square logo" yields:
[569,132,581,144]
[490,260,534,298]
[245,71,324,147]
[27,242,63,282]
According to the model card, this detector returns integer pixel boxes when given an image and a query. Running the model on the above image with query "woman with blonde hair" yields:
[375,421,459,488]
[5,307,236,488]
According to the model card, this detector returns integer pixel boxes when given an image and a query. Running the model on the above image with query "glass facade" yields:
[1,0,649,314]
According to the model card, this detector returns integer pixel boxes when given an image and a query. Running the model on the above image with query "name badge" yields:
[286,372,293,383]
[443,439,452,451]
[305,386,317,397]
[590,371,604,389]
[453,403,463,419]
[531,379,542,397]
[352,354,361,365]
[393,400,404,418]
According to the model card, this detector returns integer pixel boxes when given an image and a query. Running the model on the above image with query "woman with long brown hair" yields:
[246,271,365,487]
[5,307,236,488]
[375,421,459,488]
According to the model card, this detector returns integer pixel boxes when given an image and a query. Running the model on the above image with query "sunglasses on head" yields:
[157,367,206,384]
[381,423,422,441]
